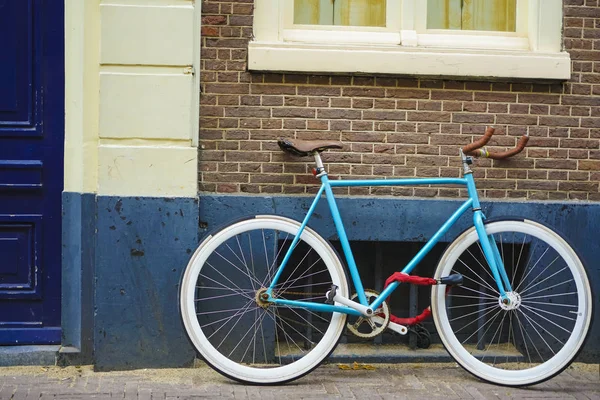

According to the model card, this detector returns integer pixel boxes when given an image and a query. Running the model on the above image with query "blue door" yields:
[0,0,64,344]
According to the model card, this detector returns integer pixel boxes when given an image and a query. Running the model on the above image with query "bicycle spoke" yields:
[514,310,533,365]
[520,304,572,336]
[461,307,503,344]
[520,300,577,308]
[262,231,292,288]
[517,308,557,357]
[521,279,575,299]
[523,291,578,302]
[201,306,257,329]
[520,264,567,296]
[205,301,255,341]
[481,309,508,364]
[511,234,527,288]
[454,284,498,300]
[447,300,497,310]
[204,263,255,300]
[469,246,497,284]
[280,304,326,336]
[199,273,254,301]
[230,310,269,360]
[515,246,549,292]
[520,304,576,322]
[214,249,263,289]
[452,304,500,331]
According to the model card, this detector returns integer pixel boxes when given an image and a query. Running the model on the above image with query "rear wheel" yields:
[432,219,592,386]
[180,215,349,384]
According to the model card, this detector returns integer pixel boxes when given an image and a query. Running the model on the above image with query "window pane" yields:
[427,0,516,32]
[294,0,386,27]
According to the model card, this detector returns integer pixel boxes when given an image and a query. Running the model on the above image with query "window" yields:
[249,0,570,80]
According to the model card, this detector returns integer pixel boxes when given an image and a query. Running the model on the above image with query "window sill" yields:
[248,41,571,81]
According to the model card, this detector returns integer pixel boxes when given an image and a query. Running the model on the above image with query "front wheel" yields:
[180,215,349,384]
[432,219,593,386]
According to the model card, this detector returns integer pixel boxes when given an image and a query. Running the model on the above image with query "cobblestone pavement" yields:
[0,362,597,399]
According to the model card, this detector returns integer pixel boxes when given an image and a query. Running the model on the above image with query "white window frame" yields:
[249,0,570,80]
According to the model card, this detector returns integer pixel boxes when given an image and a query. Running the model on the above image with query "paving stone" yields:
[0,363,597,399]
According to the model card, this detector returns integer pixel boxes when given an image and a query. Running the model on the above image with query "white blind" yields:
[427,0,516,32]
[294,0,386,27]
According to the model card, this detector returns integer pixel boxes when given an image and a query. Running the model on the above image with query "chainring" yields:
[346,289,390,339]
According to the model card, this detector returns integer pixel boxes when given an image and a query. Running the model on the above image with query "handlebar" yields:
[461,126,528,160]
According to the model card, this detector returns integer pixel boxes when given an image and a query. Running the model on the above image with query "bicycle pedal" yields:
[325,284,338,304]
[439,273,463,286]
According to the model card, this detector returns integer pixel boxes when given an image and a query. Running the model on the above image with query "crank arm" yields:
[326,291,373,316]
[371,316,408,335]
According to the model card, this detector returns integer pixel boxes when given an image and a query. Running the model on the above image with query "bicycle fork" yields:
[465,161,513,304]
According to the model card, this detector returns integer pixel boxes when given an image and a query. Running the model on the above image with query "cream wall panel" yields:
[64,0,100,193]
[100,4,194,65]
[98,145,198,197]
[99,73,193,140]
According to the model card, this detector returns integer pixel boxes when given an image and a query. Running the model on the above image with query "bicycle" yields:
[180,127,593,386]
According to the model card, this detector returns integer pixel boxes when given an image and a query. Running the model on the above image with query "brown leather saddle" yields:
[277,138,343,157]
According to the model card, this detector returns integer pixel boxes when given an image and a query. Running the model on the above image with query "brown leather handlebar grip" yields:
[461,126,495,154]
[484,135,529,160]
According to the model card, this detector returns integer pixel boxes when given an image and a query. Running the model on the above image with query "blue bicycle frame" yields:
[266,159,512,317]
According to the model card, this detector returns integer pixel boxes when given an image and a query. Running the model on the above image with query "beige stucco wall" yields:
[64,0,200,197]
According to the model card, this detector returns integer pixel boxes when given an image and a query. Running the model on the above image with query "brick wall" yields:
[199,0,600,201]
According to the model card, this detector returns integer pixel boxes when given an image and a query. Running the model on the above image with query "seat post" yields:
[313,152,324,169]
[313,152,327,178]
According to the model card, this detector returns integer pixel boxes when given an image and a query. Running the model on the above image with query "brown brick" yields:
[318,109,361,120]
[517,180,558,190]
[225,107,270,118]
[342,87,385,98]
[535,159,578,169]
[431,90,473,101]
[539,116,580,127]
[342,132,385,142]
[463,102,486,112]
[579,160,600,170]
[307,120,329,130]
[331,98,352,108]
[298,86,341,96]
[387,89,430,99]
[353,99,374,109]
[375,122,396,131]
[407,111,451,122]
[475,92,516,102]
[330,120,351,130]
[363,110,407,121]
[581,118,600,128]
[561,138,599,148]
[205,83,249,94]
[453,113,495,124]
[352,121,373,131]
[251,85,296,95]
[417,123,440,133]
[272,108,316,118]
[559,181,599,191]
[496,115,538,125]
[562,95,600,106]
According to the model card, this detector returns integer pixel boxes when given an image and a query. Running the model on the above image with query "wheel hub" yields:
[499,291,521,311]
[255,288,272,309]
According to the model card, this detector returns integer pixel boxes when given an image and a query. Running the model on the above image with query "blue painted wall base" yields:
[61,194,199,370]
[199,194,600,363]
[59,193,598,368]
[61,192,96,365]
[93,197,199,370]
